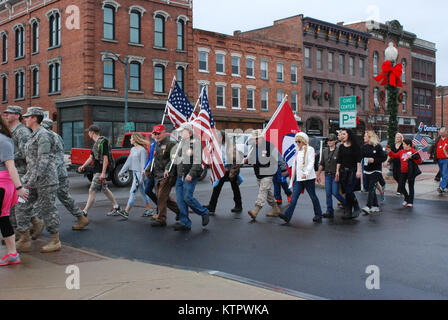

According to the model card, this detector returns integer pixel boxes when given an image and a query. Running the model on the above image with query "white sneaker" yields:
[406,204,414,208]
[370,207,380,214]
[362,207,371,215]
[396,192,401,196]
[402,201,408,207]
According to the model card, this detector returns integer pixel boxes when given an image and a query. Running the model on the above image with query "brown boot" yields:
[40,233,62,253]
[266,204,281,217]
[72,214,89,231]
[248,205,262,220]
[31,217,45,240]
[16,231,32,252]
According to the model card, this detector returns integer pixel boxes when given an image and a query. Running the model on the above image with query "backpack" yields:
[96,136,115,172]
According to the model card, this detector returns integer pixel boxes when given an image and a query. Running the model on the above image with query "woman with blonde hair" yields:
[279,132,323,224]
[117,133,153,219]
[361,130,387,215]
[388,132,404,195]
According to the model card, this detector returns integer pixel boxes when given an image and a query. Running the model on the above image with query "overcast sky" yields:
[193,0,446,85]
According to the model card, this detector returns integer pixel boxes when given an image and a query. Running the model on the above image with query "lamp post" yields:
[440,86,445,127]
[104,50,130,131]
[384,42,399,148]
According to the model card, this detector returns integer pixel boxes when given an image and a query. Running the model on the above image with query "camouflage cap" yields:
[23,107,44,117]
[328,133,338,141]
[4,105,23,114]
[41,118,54,130]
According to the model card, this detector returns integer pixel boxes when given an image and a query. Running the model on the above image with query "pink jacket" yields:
[0,170,18,218]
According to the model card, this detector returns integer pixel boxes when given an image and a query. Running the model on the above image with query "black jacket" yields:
[362,144,387,172]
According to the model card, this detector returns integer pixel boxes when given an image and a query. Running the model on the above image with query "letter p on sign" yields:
[365,265,380,290]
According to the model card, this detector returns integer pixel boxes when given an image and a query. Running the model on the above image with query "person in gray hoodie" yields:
[117,133,152,219]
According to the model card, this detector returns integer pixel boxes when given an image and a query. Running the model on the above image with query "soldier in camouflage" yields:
[41,119,89,231]
[20,107,62,253]
[3,106,44,246]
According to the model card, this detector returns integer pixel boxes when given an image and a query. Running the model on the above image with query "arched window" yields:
[48,12,60,47]
[130,10,141,44]
[31,21,39,53]
[48,62,61,93]
[154,15,165,48]
[103,5,115,40]
[14,69,25,99]
[103,58,115,89]
[129,62,141,91]
[154,65,165,93]
[177,20,184,50]
[401,58,406,83]
[373,51,379,76]
[1,33,7,63]
[14,25,24,58]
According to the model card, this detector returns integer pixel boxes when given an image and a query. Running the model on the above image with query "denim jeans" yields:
[438,159,448,190]
[144,177,158,205]
[365,172,381,208]
[127,172,151,207]
[176,176,209,228]
[273,167,292,201]
[325,173,346,214]
[284,179,322,221]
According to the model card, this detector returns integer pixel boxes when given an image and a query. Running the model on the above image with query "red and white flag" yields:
[264,99,301,176]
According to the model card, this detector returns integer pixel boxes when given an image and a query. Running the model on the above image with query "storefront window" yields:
[62,121,84,151]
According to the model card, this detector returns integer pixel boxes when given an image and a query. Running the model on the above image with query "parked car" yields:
[70,131,208,187]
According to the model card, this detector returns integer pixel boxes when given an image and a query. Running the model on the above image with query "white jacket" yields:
[289,145,316,188]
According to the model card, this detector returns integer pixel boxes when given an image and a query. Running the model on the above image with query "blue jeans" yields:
[176,177,209,228]
[127,172,151,207]
[144,177,158,205]
[273,167,292,201]
[325,173,346,214]
[438,159,448,190]
[284,180,323,221]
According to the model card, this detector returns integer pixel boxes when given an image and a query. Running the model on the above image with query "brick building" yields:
[411,38,437,130]
[0,0,193,149]
[239,15,370,138]
[344,20,422,140]
[193,28,301,131]
[436,86,448,128]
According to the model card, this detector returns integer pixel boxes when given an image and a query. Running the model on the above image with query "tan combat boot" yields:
[72,214,89,231]
[266,204,281,217]
[16,231,32,252]
[40,233,62,253]
[31,217,45,240]
[248,205,262,220]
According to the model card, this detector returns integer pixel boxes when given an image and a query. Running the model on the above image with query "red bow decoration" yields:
[374,61,403,87]
[356,116,360,126]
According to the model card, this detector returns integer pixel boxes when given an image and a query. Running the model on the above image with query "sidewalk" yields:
[0,240,301,300]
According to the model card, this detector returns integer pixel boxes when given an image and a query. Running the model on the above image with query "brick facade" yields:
[193,28,302,131]
[436,86,448,128]
[0,0,193,148]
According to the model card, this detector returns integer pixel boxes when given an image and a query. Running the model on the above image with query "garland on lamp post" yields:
[374,42,403,147]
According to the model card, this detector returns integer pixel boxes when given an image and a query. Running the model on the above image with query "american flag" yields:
[166,82,194,128]
[413,133,429,148]
[191,90,225,184]
[418,147,431,161]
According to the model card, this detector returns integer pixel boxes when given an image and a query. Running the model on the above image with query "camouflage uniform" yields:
[9,122,32,229]
[21,125,60,234]
[41,119,83,218]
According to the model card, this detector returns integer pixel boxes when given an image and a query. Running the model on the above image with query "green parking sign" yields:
[340,96,357,128]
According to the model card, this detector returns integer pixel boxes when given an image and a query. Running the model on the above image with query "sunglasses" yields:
[153,132,161,136]
[295,141,304,144]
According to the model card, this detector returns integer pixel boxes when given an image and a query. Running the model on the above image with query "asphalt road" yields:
[56,169,448,300]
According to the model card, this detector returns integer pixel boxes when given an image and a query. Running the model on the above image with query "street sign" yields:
[339,96,357,128]
[124,122,135,132]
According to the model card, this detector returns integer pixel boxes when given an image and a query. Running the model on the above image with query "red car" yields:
[70,132,208,187]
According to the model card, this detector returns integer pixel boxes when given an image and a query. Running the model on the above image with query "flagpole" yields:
[189,86,205,122]
[161,76,177,125]
[168,139,183,173]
